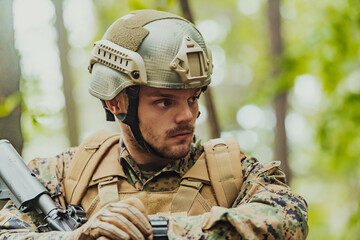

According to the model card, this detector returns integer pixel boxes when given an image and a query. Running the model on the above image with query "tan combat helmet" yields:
[88,9,213,154]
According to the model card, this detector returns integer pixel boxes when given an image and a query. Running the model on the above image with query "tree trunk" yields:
[0,0,23,152]
[267,0,292,183]
[0,0,23,209]
[179,0,220,139]
[52,0,79,146]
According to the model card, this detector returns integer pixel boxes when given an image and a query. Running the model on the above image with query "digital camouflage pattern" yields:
[168,157,308,239]
[0,135,308,239]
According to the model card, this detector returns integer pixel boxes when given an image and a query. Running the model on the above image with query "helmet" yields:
[88,9,212,100]
[88,9,213,153]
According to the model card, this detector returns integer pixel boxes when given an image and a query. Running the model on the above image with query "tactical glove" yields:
[70,197,152,240]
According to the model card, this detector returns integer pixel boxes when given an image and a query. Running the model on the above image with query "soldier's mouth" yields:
[170,131,193,140]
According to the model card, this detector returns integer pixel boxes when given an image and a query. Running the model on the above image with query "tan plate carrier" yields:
[64,130,246,218]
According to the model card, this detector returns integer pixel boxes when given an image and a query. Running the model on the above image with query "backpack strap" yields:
[204,137,246,207]
[64,129,121,205]
[171,137,246,213]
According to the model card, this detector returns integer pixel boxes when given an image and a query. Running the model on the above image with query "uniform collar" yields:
[120,136,204,182]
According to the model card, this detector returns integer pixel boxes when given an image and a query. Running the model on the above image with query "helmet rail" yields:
[89,39,147,85]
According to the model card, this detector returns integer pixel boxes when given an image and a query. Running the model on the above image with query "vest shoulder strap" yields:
[64,129,121,205]
[171,155,209,213]
[172,136,246,213]
[204,137,246,207]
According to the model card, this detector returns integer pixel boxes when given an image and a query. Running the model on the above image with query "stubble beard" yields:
[139,123,195,159]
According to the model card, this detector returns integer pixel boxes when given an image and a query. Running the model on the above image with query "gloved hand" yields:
[70,197,153,240]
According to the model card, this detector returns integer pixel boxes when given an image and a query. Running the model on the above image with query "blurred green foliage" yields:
[0,91,21,118]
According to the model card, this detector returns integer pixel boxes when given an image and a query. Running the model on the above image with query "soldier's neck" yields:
[127,142,172,165]
[120,124,173,166]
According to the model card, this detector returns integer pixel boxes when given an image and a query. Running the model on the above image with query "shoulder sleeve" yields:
[0,148,77,238]
[27,147,77,209]
[168,157,309,239]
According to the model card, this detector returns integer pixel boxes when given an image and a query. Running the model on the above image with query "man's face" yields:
[137,86,201,159]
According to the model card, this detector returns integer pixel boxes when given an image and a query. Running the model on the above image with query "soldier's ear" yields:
[105,91,128,115]
[105,99,119,114]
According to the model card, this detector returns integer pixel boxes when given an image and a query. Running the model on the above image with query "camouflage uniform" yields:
[0,136,308,239]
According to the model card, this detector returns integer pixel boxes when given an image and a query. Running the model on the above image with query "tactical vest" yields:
[64,130,246,218]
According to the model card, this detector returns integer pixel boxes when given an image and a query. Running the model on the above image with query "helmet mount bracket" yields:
[169,36,209,84]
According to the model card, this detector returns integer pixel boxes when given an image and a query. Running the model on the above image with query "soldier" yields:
[0,9,308,239]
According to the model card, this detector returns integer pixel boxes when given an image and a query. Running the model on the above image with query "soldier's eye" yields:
[156,99,173,108]
[188,95,200,104]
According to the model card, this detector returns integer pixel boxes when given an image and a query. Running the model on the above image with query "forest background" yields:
[0,0,359,239]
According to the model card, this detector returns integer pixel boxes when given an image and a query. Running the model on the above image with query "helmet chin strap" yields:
[115,87,157,155]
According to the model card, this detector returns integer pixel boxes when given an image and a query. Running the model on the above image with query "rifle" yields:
[0,139,169,239]
[0,139,87,231]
